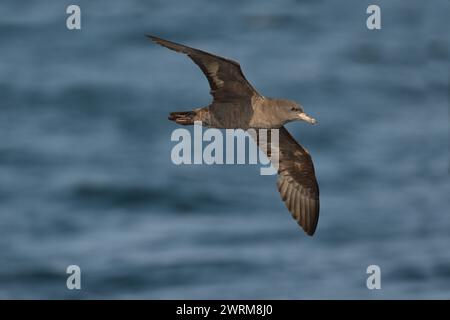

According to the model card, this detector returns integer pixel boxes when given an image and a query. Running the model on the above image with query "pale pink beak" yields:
[298,112,317,125]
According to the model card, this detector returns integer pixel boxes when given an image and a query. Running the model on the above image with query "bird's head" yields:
[277,99,317,125]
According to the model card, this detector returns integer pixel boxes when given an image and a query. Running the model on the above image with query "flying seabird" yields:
[148,35,320,236]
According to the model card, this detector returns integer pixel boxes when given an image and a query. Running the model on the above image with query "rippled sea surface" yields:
[0,0,449,299]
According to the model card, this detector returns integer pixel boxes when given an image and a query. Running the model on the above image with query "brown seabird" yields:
[148,35,320,236]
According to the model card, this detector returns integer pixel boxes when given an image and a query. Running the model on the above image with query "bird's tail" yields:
[168,111,196,125]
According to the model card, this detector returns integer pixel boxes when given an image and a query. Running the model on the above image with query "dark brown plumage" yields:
[148,35,320,235]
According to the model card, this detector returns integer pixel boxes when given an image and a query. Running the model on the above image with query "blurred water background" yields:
[0,0,449,299]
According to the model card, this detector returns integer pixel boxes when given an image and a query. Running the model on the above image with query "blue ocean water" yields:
[0,0,449,299]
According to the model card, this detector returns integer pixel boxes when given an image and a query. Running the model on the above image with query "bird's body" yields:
[172,97,306,129]
[149,35,320,236]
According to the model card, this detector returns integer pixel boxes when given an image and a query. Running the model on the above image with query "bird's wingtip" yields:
[300,221,316,236]
[146,35,162,43]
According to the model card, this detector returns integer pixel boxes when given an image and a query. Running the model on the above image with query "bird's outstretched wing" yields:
[258,126,320,235]
[147,35,261,103]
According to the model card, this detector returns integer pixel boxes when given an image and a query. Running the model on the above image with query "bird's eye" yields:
[291,107,297,111]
